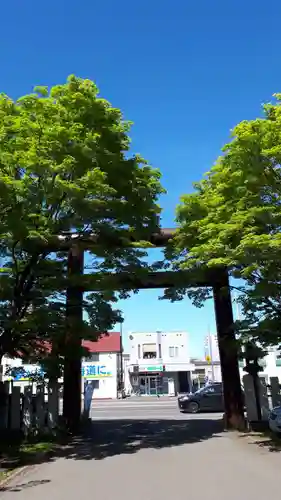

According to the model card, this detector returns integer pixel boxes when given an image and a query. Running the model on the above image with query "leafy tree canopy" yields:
[0,75,164,365]
[167,93,281,350]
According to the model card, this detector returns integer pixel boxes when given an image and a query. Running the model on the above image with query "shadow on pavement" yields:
[1,479,51,493]
[239,431,281,453]
[70,418,224,460]
[29,418,223,463]
[0,418,224,492]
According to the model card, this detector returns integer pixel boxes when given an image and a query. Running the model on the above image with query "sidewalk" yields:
[1,419,281,498]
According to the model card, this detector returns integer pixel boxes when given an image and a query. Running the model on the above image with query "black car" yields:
[178,383,224,413]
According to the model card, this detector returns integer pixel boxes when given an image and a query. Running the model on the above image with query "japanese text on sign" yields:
[81,364,112,378]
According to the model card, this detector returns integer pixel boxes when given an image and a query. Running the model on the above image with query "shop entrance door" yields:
[140,375,162,395]
[148,376,162,395]
[149,377,157,395]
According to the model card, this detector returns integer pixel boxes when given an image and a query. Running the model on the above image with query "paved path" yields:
[1,399,281,498]
[88,397,221,420]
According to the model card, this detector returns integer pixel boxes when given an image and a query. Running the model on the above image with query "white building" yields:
[238,347,281,382]
[81,353,118,399]
[2,332,122,400]
[127,331,194,396]
[191,359,222,388]
[192,345,281,387]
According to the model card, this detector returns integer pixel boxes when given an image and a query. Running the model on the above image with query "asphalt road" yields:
[88,396,221,420]
[2,398,281,499]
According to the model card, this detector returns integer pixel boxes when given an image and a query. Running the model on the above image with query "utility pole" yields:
[120,322,124,392]
[208,326,215,382]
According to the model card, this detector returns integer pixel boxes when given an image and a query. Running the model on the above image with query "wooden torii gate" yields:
[62,228,245,430]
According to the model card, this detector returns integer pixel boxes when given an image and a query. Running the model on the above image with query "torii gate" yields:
[60,228,244,430]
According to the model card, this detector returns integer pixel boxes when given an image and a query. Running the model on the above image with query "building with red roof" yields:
[2,331,123,400]
[83,332,121,354]
[82,331,122,399]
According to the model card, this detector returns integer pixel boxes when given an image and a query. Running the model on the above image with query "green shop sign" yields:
[146,365,163,372]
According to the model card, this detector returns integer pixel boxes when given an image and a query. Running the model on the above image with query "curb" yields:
[0,446,62,490]
[0,465,30,490]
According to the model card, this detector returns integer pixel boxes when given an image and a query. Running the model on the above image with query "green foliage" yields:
[0,75,164,366]
[168,93,281,349]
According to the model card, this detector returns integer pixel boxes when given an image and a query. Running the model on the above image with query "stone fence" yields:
[243,374,281,422]
[0,381,59,434]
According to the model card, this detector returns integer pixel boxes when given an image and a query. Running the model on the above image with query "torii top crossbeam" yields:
[50,228,176,251]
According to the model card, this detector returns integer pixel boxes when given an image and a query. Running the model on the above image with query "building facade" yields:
[127,331,194,396]
[238,347,281,382]
[2,332,122,400]
[192,346,281,388]
[81,333,121,399]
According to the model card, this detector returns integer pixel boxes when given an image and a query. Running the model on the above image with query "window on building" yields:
[138,344,141,358]
[88,353,99,362]
[142,344,157,359]
[276,356,281,367]
[159,343,162,358]
[169,346,179,357]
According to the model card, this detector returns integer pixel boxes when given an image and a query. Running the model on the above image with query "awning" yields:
[142,344,156,353]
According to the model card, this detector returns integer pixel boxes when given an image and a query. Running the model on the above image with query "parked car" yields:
[178,383,224,413]
[268,406,281,434]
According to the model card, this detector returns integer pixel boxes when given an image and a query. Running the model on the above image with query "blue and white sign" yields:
[11,364,44,381]
[81,363,112,379]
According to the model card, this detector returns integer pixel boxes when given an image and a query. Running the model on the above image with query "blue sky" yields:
[2,1,281,356]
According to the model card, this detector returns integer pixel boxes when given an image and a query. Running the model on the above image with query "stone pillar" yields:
[243,374,259,421]
[35,385,45,430]
[259,376,270,419]
[47,382,59,429]
[212,269,245,429]
[22,386,33,435]
[243,374,270,421]
[63,245,84,432]
[10,386,21,430]
[270,376,281,408]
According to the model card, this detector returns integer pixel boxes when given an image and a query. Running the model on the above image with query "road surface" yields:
[1,398,281,498]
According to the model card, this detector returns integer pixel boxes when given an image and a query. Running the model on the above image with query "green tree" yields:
[0,76,164,415]
[165,93,281,428]
[168,93,281,349]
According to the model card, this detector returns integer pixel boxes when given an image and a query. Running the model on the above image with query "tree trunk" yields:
[213,269,246,430]
[63,246,84,433]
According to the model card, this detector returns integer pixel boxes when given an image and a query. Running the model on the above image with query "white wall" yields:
[239,349,281,382]
[82,353,118,399]
[2,352,118,399]
[127,331,191,366]
[193,349,281,384]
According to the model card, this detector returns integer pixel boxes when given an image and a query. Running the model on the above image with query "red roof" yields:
[31,332,121,357]
[83,332,121,353]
